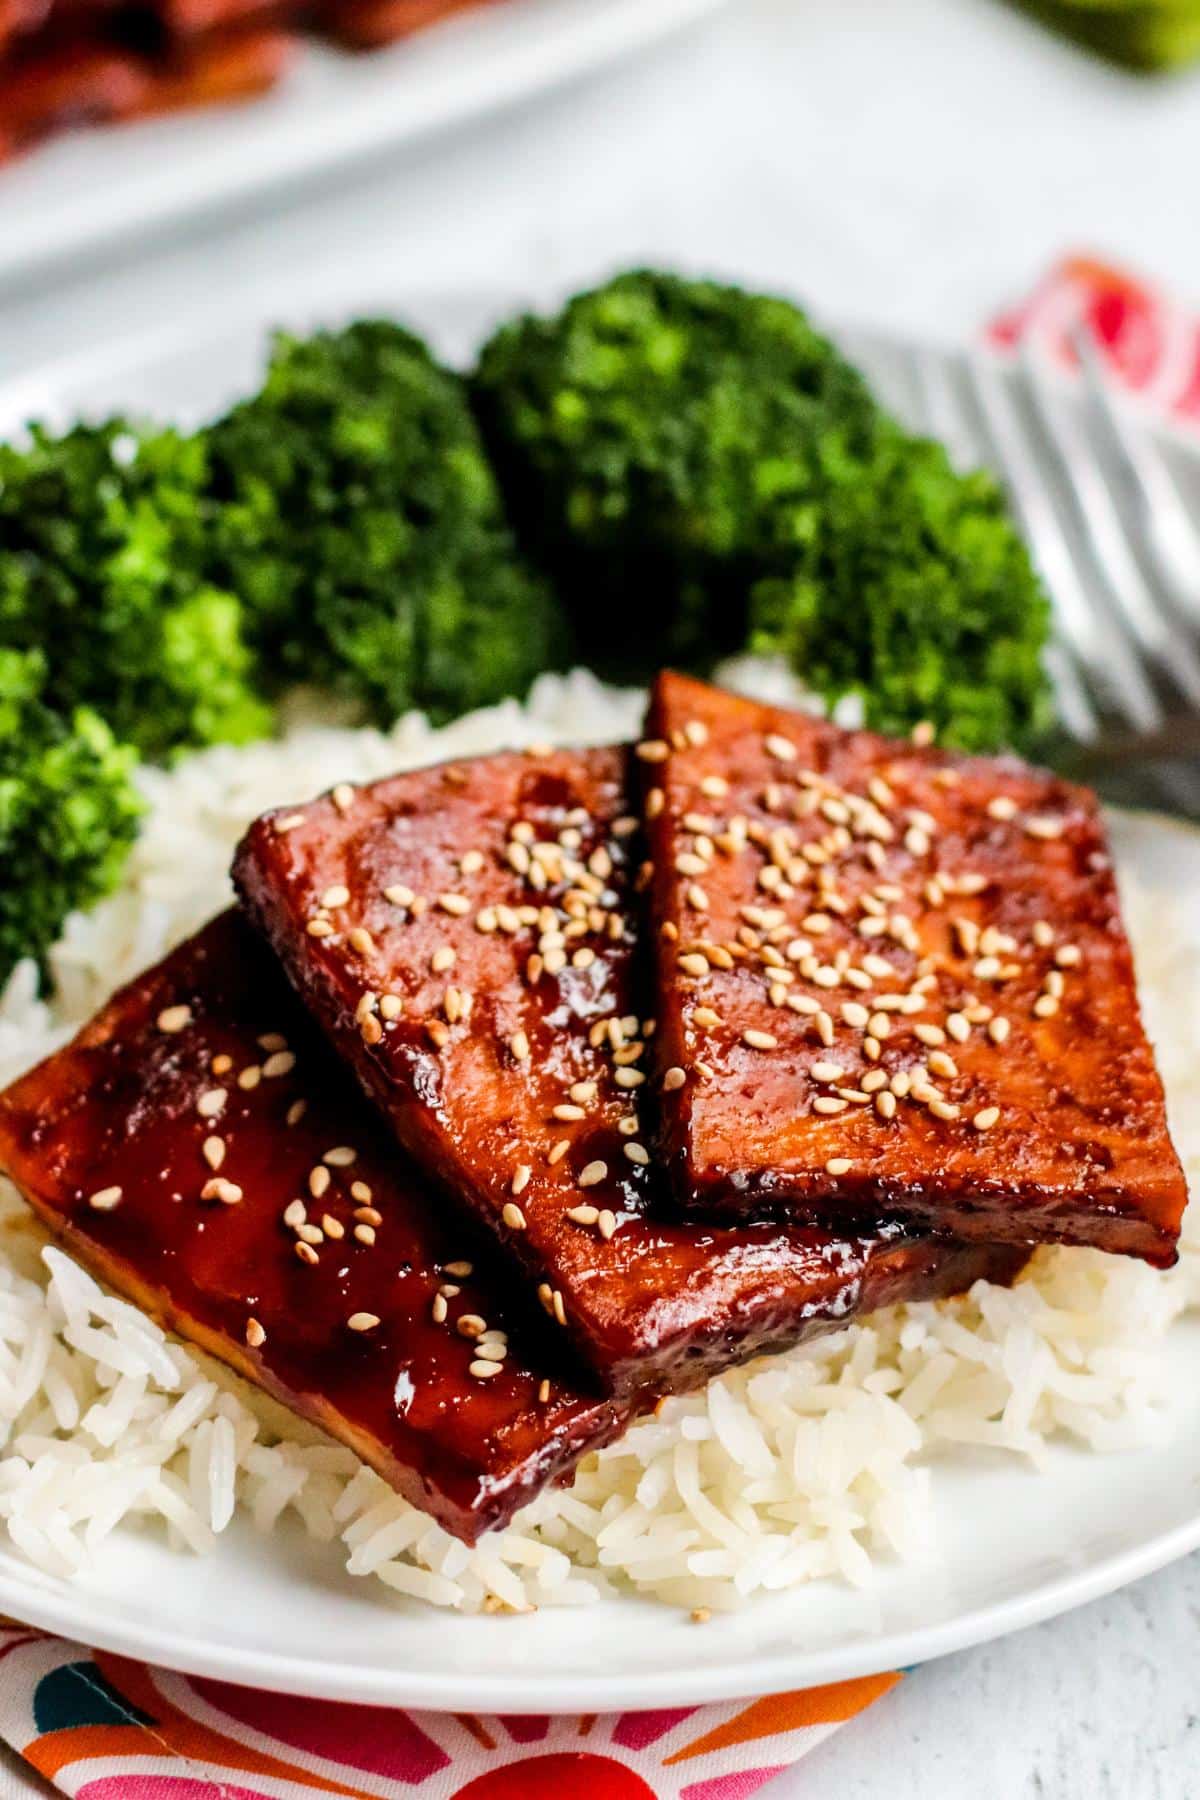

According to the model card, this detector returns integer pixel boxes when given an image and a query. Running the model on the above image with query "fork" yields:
[900,327,1200,818]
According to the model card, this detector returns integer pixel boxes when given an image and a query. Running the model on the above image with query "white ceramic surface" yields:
[0,294,1196,1712]
[0,0,725,291]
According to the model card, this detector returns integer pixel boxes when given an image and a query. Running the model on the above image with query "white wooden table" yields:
[1,1,1198,1792]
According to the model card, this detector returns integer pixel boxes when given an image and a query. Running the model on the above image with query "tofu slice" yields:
[0,912,626,1544]
[639,671,1187,1266]
[234,748,1026,1396]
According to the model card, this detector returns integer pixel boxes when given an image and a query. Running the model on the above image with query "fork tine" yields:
[1016,339,1200,710]
[1072,325,1200,621]
[908,347,1099,741]
[955,352,1163,736]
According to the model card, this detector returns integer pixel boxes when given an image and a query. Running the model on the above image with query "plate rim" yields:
[0,292,1196,1710]
[0,1501,1197,1711]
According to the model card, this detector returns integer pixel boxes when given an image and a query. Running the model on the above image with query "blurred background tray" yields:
[0,0,725,292]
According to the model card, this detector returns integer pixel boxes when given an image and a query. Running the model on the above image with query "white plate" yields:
[0,290,1197,1711]
[0,0,724,292]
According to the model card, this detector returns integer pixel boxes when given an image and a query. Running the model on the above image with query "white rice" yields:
[0,666,1196,1615]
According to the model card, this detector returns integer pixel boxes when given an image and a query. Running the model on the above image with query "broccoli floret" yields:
[0,648,143,987]
[0,421,272,760]
[473,270,1053,747]
[749,430,1055,751]
[208,320,566,726]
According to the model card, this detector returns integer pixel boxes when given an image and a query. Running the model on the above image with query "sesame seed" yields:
[928,1098,961,1121]
[825,1157,853,1176]
[87,1185,123,1211]
[286,1099,307,1126]
[911,721,935,747]
[461,850,485,875]
[764,733,797,762]
[201,1177,243,1205]
[946,1013,970,1043]
[553,1103,586,1122]
[323,1145,357,1167]
[306,917,334,939]
[614,1067,645,1089]
[1034,994,1060,1018]
[262,1050,296,1079]
[384,884,415,907]
[1024,816,1064,840]
[245,1318,266,1348]
[283,1199,306,1228]
[693,1007,721,1029]
[597,1210,617,1241]
[502,1201,528,1231]
[636,739,670,763]
[431,1293,448,1324]
[813,1095,848,1115]
[876,1090,897,1120]
[323,1214,345,1240]
[157,1004,192,1034]
[678,952,709,977]
[347,1313,379,1332]
[928,1051,958,1079]
[700,775,728,798]
[646,787,665,819]
[988,1016,1011,1045]
[348,927,375,956]
[578,1160,608,1188]
[915,1023,945,1047]
[275,813,306,833]
[511,1165,532,1196]
[355,1206,382,1226]
[988,796,1018,821]
[321,885,350,909]
[841,1002,870,1029]
[438,892,471,918]
[211,1054,233,1076]
[295,1240,319,1265]
[569,1080,598,1104]
[380,994,403,1020]
[444,1261,474,1279]
[202,1136,226,1170]
[362,1014,384,1046]
[197,1088,226,1119]
[867,1012,891,1040]
[309,1166,331,1199]
[811,1061,845,1083]
[624,1142,650,1165]
[548,1139,570,1164]
[332,784,355,813]
[354,1224,376,1245]
[973,1107,1001,1131]
[469,1360,502,1379]
[1055,944,1082,967]
[552,1289,567,1326]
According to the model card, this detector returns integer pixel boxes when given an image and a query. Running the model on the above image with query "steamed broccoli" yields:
[473,270,1053,748]
[0,421,272,760]
[0,648,143,987]
[207,320,566,726]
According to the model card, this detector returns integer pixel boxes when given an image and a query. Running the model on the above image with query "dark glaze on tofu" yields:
[234,748,1027,1396]
[0,913,627,1545]
[639,671,1187,1266]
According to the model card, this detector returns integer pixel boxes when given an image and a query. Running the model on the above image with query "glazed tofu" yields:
[639,671,1187,1266]
[234,748,1026,1396]
[0,913,627,1544]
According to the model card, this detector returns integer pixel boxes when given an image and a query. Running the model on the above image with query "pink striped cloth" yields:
[0,1626,901,1798]
[989,253,1200,432]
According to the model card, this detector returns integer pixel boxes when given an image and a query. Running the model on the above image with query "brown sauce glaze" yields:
[233,749,1027,1395]
[0,912,627,1544]
[639,672,1187,1265]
